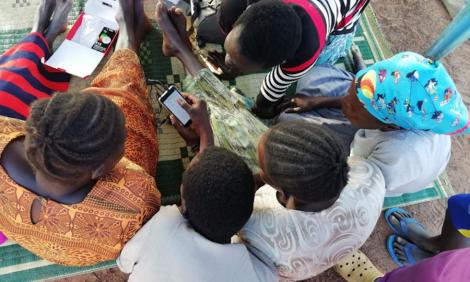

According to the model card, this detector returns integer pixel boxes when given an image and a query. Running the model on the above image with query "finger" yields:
[177,98,192,111]
[170,115,184,128]
[280,100,295,112]
[169,115,178,125]
[285,107,302,113]
[182,93,199,104]
[199,99,207,108]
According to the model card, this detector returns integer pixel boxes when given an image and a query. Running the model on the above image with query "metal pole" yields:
[426,1,470,60]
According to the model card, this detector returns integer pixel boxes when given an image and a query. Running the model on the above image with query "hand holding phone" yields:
[160,87,214,151]
[159,85,192,127]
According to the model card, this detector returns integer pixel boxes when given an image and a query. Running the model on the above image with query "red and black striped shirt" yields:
[218,0,370,101]
[0,33,70,120]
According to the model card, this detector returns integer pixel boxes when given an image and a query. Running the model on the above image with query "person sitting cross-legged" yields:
[0,0,161,266]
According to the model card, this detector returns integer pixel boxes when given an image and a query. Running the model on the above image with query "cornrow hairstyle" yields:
[24,93,126,181]
[263,121,349,203]
[234,0,302,67]
[182,147,255,243]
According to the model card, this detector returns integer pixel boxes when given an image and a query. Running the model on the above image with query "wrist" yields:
[198,124,214,152]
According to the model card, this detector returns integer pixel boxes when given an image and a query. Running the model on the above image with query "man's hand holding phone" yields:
[170,93,214,153]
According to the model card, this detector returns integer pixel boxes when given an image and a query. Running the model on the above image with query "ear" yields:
[91,164,106,180]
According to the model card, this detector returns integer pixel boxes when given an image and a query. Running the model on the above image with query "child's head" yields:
[257,121,349,211]
[181,147,255,243]
[224,0,302,72]
[25,93,126,184]
[342,52,469,135]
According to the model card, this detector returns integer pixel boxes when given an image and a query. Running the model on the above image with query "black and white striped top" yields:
[218,0,370,102]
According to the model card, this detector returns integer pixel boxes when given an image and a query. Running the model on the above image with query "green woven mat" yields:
[0,1,454,281]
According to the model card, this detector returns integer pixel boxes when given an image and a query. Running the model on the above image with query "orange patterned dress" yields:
[0,49,161,266]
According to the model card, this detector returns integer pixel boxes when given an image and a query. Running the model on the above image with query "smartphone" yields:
[159,85,192,127]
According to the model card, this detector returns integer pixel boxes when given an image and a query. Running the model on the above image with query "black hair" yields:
[182,147,255,243]
[263,121,349,203]
[234,0,302,67]
[25,93,126,181]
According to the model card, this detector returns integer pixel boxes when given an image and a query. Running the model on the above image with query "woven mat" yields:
[0,1,454,281]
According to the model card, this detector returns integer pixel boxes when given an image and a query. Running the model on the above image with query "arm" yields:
[280,95,343,113]
[252,64,314,118]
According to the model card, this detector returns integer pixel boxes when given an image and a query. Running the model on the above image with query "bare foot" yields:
[44,0,72,47]
[168,7,191,47]
[134,0,152,48]
[155,1,191,57]
[115,0,137,51]
[32,0,56,35]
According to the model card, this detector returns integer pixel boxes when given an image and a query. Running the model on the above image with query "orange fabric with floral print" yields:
[82,49,158,176]
[0,49,161,266]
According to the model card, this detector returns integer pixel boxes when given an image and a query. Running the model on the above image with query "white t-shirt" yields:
[117,205,277,282]
[350,129,451,197]
[239,158,385,281]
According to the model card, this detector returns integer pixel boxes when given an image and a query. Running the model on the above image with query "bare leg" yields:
[32,0,56,35]
[44,0,71,45]
[437,210,470,251]
[134,0,152,51]
[389,208,470,254]
[388,211,440,253]
[115,0,137,51]
[155,0,202,76]
[44,0,73,48]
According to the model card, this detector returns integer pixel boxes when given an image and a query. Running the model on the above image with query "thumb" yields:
[177,98,192,112]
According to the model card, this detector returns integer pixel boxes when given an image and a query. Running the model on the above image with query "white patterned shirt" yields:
[238,158,385,280]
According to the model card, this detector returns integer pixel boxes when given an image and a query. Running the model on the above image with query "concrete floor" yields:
[56,0,470,281]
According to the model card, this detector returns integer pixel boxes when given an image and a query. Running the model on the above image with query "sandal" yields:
[334,250,383,282]
[384,207,425,239]
[386,234,417,267]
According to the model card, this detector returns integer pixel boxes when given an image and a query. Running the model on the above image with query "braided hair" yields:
[182,147,255,243]
[24,93,126,181]
[263,121,349,203]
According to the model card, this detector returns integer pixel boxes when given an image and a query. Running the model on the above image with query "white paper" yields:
[45,40,104,78]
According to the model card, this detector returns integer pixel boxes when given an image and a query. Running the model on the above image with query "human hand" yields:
[280,95,343,113]
[251,95,284,119]
[279,95,322,113]
[171,93,214,150]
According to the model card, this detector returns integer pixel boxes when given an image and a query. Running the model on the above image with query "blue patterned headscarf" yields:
[356,52,469,135]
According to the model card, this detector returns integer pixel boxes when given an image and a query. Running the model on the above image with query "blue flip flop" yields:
[387,234,418,267]
[384,207,425,238]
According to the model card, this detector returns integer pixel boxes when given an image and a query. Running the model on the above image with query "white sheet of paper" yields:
[45,40,104,78]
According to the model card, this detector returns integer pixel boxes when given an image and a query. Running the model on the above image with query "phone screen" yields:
[160,86,191,126]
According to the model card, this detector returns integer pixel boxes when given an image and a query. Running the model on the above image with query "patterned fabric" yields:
[448,194,470,238]
[259,0,369,102]
[0,49,161,266]
[82,49,159,176]
[0,32,70,120]
[356,52,470,135]
[239,158,385,281]
[316,30,356,65]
